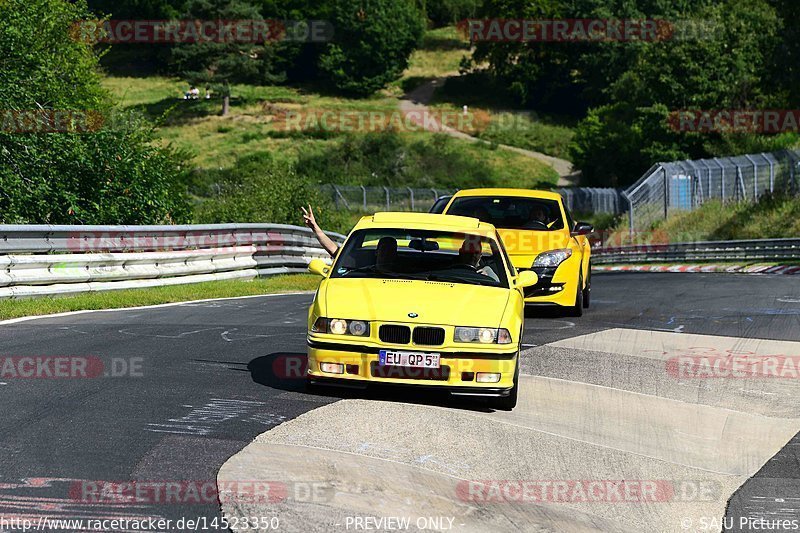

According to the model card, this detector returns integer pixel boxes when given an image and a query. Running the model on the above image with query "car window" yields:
[428,196,451,214]
[446,196,565,231]
[331,228,509,288]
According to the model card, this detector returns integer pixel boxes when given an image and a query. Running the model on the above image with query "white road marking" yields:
[0,291,313,326]
[118,326,225,339]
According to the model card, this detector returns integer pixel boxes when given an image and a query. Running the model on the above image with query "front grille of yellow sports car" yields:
[378,324,445,346]
[378,324,411,343]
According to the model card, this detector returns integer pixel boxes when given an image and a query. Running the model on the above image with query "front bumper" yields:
[307,338,517,395]
[516,260,581,306]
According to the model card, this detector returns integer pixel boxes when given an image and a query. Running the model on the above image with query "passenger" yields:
[302,205,339,257]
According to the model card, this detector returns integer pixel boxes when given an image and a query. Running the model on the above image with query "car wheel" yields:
[490,361,519,411]
[582,263,591,309]
[567,274,584,317]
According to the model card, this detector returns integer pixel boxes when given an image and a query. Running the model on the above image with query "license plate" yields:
[379,350,440,369]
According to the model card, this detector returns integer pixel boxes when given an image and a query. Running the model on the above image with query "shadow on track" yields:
[246,353,495,413]
[524,305,577,319]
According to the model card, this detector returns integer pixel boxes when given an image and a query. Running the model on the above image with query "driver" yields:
[375,236,398,273]
[457,237,499,282]
[530,204,549,226]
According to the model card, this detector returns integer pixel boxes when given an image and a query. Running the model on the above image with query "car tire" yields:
[491,361,519,411]
[567,274,584,317]
[582,263,591,309]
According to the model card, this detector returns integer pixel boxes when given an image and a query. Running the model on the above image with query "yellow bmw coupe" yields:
[442,189,593,316]
[305,212,538,410]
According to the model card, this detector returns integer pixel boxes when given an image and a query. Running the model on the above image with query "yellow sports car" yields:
[305,212,538,410]
[442,189,593,316]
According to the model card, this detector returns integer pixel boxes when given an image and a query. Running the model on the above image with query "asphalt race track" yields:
[0,273,798,532]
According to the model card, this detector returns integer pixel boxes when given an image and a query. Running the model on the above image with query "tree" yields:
[471,0,793,184]
[423,0,482,27]
[0,0,110,112]
[316,0,425,97]
[0,0,190,224]
[193,152,351,233]
[170,0,287,115]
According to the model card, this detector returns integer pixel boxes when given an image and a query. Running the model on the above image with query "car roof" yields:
[353,212,497,233]
[450,188,563,201]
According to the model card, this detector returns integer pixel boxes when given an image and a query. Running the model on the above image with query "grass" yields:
[103,76,402,168]
[418,70,577,161]
[292,131,559,189]
[0,275,320,321]
[402,26,471,81]
[477,113,576,161]
[102,75,559,185]
[607,195,800,244]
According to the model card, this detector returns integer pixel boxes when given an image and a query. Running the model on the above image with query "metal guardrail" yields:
[0,224,345,298]
[593,238,800,264]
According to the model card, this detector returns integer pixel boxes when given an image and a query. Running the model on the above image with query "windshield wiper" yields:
[339,265,378,276]
[425,272,500,287]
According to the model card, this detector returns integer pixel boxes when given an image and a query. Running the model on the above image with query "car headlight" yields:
[454,327,512,344]
[532,248,572,268]
[312,317,370,337]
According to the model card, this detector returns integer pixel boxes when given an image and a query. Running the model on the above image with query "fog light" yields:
[320,362,344,374]
[476,372,501,383]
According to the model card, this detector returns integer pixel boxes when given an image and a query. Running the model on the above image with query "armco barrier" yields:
[593,238,800,264]
[0,224,345,298]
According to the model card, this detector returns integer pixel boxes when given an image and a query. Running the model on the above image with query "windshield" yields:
[331,228,509,288]
[446,196,565,231]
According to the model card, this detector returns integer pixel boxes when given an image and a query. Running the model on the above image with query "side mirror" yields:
[515,270,538,288]
[308,258,330,277]
[571,222,594,236]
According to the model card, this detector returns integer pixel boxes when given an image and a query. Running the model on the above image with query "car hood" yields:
[321,278,510,327]
[497,229,571,269]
